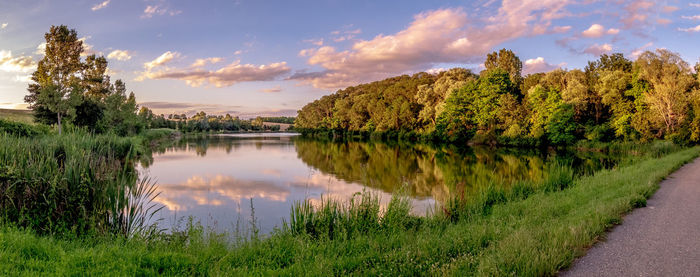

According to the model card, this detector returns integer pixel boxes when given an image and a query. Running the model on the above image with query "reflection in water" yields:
[140,134,621,233]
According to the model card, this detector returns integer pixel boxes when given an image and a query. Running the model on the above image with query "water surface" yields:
[139,133,620,234]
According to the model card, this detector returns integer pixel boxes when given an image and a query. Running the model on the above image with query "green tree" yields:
[435,81,478,142]
[25,25,84,134]
[635,49,695,136]
[546,104,577,144]
[484,49,523,91]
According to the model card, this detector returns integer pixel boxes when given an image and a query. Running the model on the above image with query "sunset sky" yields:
[1,0,700,117]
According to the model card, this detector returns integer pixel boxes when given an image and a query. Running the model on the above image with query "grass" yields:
[0,120,178,237]
[1,142,698,275]
[0,109,33,124]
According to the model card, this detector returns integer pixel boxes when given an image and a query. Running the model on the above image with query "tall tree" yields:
[25,25,84,134]
[635,49,695,136]
[484,49,523,92]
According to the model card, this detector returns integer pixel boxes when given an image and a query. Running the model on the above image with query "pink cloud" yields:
[139,60,291,88]
[581,24,619,37]
[583,43,613,56]
[292,2,575,90]
[523,57,565,74]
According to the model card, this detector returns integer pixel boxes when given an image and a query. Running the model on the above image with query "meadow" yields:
[0,108,33,124]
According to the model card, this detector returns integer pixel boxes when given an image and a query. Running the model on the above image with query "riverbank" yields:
[1,136,697,275]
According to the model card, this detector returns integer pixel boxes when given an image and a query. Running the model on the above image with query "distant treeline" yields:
[260,117,295,124]
[296,49,700,145]
[138,111,292,132]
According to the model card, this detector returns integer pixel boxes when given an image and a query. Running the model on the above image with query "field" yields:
[0,109,33,124]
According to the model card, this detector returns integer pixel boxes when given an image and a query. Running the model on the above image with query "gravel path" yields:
[562,158,700,276]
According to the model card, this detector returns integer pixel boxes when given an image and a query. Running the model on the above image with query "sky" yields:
[1,0,700,118]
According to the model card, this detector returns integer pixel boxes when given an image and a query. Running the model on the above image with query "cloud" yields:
[138,101,296,118]
[0,50,36,73]
[682,15,700,20]
[1,23,7,29]
[581,24,619,37]
[523,57,564,74]
[138,57,291,88]
[330,28,362,42]
[91,0,110,11]
[551,25,572,33]
[35,43,46,55]
[582,24,605,37]
[142,5,182,18]
[620,0,656,29]
[583,43,613,56]
[692,3,700,8]
[656,18,672,25]
[662,6,678,13]
[191,57,223,67]
[679,25,700,32]
[630,42,653,58]
[107,49,131,61]
[78,36,98,56]
[292,3,575,90]
[144,51,180,70]
[259,85,282,93]
[303,38,324,46]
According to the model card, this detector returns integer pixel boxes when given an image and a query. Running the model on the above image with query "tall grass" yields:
[0,132,162,237]
[287,190,418,241]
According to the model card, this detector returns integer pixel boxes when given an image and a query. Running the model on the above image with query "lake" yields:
[139,133,620,234]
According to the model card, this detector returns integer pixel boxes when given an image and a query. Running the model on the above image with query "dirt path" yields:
[562,158,700,276]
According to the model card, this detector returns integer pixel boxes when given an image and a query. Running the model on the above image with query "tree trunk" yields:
[57,112,62,135]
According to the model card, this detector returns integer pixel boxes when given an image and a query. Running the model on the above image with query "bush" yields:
[0,119,48,137]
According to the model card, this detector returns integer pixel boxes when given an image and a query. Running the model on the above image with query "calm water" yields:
[139,133,620,233]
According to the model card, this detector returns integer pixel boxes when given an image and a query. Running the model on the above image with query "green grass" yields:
[0,109,33,124]
[1,145,698,275]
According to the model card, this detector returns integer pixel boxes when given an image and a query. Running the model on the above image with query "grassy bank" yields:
[1,142,697,275]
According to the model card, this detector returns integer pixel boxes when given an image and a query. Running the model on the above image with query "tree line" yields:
[295,49,700,145]
[140,111,290,132]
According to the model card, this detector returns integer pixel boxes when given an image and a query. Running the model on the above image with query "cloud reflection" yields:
[154,175,290,211]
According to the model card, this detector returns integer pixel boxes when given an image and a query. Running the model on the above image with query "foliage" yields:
[297,49,700,146]
[0,119,48,137]
[23,25,147,136]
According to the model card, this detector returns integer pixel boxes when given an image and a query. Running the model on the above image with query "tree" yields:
[596,70,636,139]
[25,25,84,134]
[435,81,478,142]
[546,104,577,144]
[484,49,523,92]
[473,69,514,133]
[415,68,475,129]
[635,49,695,136]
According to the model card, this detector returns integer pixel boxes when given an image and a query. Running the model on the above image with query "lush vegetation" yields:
[0,144,696,275]
[297,49,700,146]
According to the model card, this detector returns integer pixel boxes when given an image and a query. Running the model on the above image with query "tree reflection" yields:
[293,138,620,202]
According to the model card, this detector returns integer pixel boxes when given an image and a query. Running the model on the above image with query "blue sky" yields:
[1,0,700,117]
